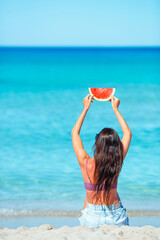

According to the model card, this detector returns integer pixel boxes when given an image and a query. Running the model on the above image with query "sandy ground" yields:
[0,224,160,240]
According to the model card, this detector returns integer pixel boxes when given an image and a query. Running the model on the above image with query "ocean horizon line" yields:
[0,46,160,50]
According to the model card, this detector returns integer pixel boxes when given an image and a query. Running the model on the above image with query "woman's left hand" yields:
[83,94,94,110]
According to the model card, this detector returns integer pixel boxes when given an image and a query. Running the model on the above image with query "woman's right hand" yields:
[109,96,120,111]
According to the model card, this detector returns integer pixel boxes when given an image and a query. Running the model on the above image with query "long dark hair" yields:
[92,128,123,205]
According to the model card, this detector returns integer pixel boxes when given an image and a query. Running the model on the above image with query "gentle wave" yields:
[0,208,79,217]
[0,208,160,217]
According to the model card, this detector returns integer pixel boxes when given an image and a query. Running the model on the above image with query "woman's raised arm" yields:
[110,96,132,160]
[71,94,94,166]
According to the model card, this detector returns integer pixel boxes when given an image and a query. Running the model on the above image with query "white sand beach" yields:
[0,224,160,240]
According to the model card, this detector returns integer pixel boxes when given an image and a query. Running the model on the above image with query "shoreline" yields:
[1,200,160,229]
[0,209,160,217]
[0,214,160,229]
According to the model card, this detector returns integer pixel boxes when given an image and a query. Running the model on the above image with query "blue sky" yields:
[0,0,160,46]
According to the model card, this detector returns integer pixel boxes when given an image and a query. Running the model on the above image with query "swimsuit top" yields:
[84,158,118,191]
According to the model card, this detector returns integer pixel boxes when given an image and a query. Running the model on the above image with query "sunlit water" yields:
[0,47,160,215]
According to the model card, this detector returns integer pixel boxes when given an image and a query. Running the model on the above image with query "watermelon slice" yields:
[89,88,115,101]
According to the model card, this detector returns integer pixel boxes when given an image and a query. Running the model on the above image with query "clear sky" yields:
[0,0,160,46]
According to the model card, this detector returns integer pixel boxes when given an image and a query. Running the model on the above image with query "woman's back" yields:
[82,157,120,205]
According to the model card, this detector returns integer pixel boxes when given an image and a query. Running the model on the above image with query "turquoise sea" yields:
[0,47,160,221]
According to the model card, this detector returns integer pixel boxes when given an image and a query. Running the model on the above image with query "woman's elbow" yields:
[71,130,77,136]
[125,130,132,138]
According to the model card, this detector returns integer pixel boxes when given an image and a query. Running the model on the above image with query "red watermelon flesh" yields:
[89,88,115,101]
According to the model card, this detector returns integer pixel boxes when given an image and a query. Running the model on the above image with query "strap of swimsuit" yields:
[86,158,92,184]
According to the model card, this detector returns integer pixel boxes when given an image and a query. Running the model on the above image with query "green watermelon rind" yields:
[88,88,115,101]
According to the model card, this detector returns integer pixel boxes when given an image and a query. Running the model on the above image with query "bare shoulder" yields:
[86,157,95,171]
[80,157,95,182]
[80,157,94,171]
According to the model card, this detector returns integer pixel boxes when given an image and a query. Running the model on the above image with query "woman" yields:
[71,94,132,228]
